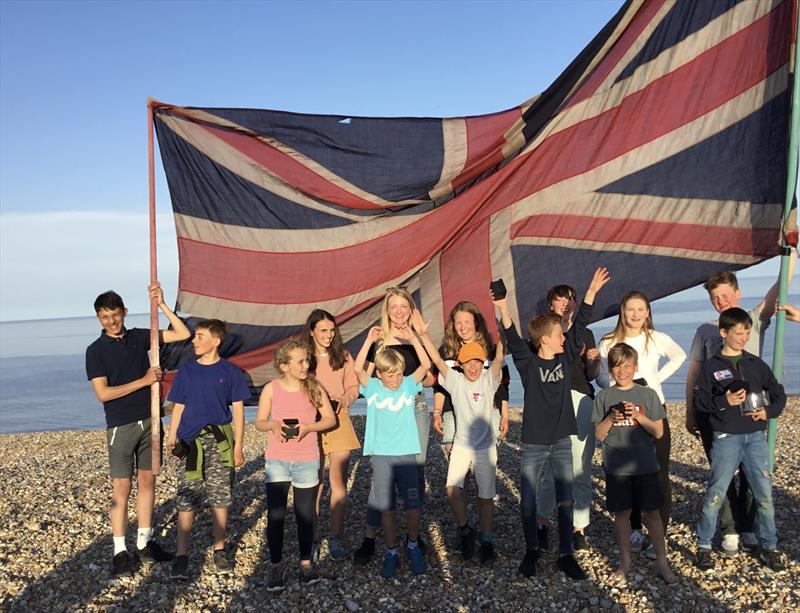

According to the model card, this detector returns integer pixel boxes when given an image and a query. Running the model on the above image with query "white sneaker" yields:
[629,529,646,553]
[741,532,759,552]
[721,533,739,557]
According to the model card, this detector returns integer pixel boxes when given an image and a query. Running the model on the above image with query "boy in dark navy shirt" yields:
[166,319,250,580]
[694,308,786,572]
[492,268,609,580]
[85,283,190,577]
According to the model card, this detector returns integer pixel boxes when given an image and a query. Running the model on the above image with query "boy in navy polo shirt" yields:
[85,283,190,577]
[166,319,250,580]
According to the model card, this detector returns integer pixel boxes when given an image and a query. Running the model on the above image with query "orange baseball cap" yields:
[457,342,487,364]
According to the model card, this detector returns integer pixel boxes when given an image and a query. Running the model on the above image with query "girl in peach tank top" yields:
[254,341,336,589]
[302,309,361,561]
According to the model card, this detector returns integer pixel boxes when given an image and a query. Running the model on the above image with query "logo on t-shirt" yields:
[367,393,414,413]
[539,364,564,384]
[471,392,484,403]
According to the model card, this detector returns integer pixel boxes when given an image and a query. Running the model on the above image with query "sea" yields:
[1,275,797,434]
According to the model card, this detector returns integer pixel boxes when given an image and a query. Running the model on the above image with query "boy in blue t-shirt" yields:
[166,319,251,580]
[354,324,431,578]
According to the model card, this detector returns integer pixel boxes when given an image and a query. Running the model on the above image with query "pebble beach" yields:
[2,400,799,612]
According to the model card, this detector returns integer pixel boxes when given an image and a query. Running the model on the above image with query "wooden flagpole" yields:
[148,99,161,475]
[768,4,800,471]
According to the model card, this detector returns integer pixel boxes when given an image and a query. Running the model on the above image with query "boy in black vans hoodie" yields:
[492,267,609,580]
[694,307,786,572]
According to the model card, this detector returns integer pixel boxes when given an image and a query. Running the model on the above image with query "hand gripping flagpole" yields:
[148,99,161,476]
[769,3,800,471]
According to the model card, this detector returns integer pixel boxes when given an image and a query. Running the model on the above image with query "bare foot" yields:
[656,561,677,584]
[611,565,630,585]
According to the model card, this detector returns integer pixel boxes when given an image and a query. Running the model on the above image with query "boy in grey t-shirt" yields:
[593,343,675,584]
[419,323,504,566]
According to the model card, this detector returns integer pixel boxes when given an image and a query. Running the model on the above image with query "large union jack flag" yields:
[155,0,798,393]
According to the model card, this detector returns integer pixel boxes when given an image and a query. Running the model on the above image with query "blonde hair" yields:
[273,340,324,409]
[600,291,655,350]
[378,286,416,352]
[374,348,405,374]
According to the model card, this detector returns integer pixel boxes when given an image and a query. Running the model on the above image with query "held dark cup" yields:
[282,418,300,439]
[172,439,191,459]
[490,279,507,300]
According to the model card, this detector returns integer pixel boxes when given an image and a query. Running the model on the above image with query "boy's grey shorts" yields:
[106,418,158,478]
[176,430,234,512]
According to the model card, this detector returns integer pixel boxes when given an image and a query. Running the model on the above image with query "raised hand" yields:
[366,326,384,344]
[588,267,611,294]
[410,310,429,336]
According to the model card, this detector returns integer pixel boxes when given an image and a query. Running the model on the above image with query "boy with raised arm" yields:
[492,268,610,580]
[417,311,504,565]
[685,256,794,555]
[86,282,190,577]
[354,321,431,578]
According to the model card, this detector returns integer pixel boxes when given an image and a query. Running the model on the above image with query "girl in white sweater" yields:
[597,291,685,555]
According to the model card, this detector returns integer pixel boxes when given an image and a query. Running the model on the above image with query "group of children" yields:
[86,262,793,588]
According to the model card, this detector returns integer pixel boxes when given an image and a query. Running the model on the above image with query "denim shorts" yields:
[264,458,320,488]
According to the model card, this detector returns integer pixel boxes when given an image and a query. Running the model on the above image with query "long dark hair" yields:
[302,309,349,372]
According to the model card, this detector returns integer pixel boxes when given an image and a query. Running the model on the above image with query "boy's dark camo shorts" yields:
[176,430,234,512]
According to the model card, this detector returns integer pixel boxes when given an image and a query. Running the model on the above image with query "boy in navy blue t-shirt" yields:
[166,319,250,580]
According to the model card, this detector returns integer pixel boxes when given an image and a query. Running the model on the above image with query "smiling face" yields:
[310,318,336,352]
[622,298,650,333]
[541,323,566,354]
[192,327,221,358]
[387,294,412,328]
[549,295,576,319]
[709,283,742,314]
[96,307,127,338]
[610,358,637,389]
[279,346,310,380]
[453,310,476,343]
[377,367,403,391]
[720,323,751,354]
[461,358,484,382]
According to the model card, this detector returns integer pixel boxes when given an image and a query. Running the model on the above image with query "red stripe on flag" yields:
[470,0,791,220]
[438,218,498,337]
[511,214,779,257]
[198,123,385,211]
[176,205,480,304]
[452,108,522,189]
[568,0,666,107]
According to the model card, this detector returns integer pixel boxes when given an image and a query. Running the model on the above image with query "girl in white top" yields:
[597,291,685,404]
[597,291,685,553]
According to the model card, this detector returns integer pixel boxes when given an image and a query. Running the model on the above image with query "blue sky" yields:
[0,0,794,321]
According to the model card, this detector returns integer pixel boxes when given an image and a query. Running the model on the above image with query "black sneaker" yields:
[758,549,785,572]
[112,551,133,578]
[518,548,539,578]
[537,524,550,553]
[266,563,286,592]
[137,540,174,564]
[695,548,714,571]
[171,555,189,580]
[572,532,588,551]
[353,537,376,566]
[459,527,476,561]
[479,541,496,566]
[556,554,587,580]
[213,548,233,574]
[299,564,321,586]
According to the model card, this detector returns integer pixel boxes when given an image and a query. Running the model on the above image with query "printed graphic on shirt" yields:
[364,390,415,413]
[714,369,734,381]
[612,403,644,428]
[471,392,484,403]
[539,363,564,383]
